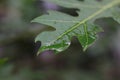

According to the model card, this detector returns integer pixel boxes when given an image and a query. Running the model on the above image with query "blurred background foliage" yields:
[0,0,120,80]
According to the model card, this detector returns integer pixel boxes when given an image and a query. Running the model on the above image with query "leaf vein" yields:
[50,0,120,45]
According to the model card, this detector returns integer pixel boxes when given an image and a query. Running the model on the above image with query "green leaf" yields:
[32,0,120,54]
[0,58,8,66]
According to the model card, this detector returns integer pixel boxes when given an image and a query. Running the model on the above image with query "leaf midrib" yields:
[50,0,120,45]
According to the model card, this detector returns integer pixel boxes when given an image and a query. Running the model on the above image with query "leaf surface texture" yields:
[32,0,120,54]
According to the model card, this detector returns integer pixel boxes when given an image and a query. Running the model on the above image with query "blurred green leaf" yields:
[0,58,8,66]
[32,0,120,54]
